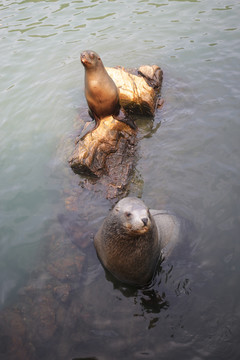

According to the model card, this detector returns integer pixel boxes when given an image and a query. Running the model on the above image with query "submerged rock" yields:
[0,229,86,360]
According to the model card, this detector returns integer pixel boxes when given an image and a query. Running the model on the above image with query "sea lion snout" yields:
[141,217,149,226]
[80,51,90,65]
[80,50,101,66]
[126,212,151,233]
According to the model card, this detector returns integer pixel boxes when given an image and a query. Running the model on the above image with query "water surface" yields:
[0,0,240,359]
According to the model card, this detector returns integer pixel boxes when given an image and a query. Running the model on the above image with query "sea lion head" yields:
[80,50,102,70]
[113,197,152,235]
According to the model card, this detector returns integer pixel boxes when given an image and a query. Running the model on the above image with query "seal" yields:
[94,197,159,285]
[94,197,183,286]
[80,50,136,131]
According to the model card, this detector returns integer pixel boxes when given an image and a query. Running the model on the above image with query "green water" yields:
[0,0,240,359]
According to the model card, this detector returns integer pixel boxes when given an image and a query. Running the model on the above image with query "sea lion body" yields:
[94,197,182,286]
[81,50,136,131]
[81,50,120,122]
[94,197,160,285]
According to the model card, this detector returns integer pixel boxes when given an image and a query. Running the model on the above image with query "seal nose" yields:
[141,217,148,226]
[80,53,85,63]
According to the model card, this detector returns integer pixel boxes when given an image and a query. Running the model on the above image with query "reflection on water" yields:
[105,260,171,329]
[1,0,240,359]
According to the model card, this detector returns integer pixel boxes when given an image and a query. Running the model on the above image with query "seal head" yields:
[94,197,160,286]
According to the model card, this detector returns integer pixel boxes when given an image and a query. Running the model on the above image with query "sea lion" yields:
[80,50,136,132]
[94,197,183,286]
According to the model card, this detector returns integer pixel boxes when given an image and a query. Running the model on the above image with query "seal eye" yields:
[125,212,132,218]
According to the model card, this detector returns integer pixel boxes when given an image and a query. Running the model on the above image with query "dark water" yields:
[0,0,240,359]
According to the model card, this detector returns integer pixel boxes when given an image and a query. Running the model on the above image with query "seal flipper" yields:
[80,112,101,140]
[81,110,136,140]
[113,110,137,130]
[88,108,95,120]
[150,209,181,258]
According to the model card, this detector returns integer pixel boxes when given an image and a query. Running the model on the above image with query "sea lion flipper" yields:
[88,108,95,120]
[80,112,100,140]
[113,111,137,130]
[115,117,137,130]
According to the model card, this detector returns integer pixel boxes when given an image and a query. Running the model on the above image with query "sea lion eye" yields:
[125,212,132,218]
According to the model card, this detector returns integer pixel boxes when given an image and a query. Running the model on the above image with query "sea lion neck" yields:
[84,61,106,75]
